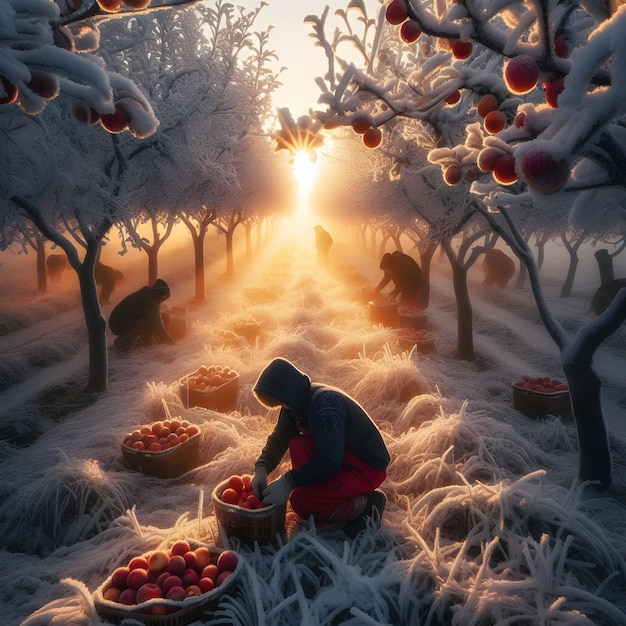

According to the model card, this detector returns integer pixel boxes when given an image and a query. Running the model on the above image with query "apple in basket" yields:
[219,474,269,509]
[99,543,239,613]
[122,419,199,452]
[513,375,569,393]
[186,365,238,391]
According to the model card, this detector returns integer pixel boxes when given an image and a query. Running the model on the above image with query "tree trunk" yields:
[245,225,252,259]
[37,240,47,293]
[78,249,108,393]
[418,242,437,309]
[225,230,234,276]
[594,249,614,285]
[148,248,159,287]
[193,231,206,301]
[442,240,475,360]
[562,358,610,486]
[515,262,527,289]
[560,250,579,297]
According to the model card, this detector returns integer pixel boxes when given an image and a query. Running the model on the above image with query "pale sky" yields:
[253,0,342,115]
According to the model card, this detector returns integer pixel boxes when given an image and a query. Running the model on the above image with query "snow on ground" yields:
[1,221,626,625]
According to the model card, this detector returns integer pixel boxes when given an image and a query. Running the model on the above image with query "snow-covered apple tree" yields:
[309,0,626,487]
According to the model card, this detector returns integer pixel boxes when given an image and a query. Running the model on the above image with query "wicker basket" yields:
[512,384,572,419]
[179,373,240,412]
[165,306,187,341]
[121,431,201,479]
[368,300,399,327]
[397,306,427,330]
[212,480,286,544]
[396,329,435,354]
[93,543,241,626]
[232,322,261,343]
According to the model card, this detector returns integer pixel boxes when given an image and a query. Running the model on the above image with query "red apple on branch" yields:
[519,148,569,194]
[504,55,539,95]
[450,40,473,60]
[385,0,408,25]
[400,20,421,43]
[476,94,498,118]
[443,165,462,186]
[363,127,382,148]
[492,154,518,185]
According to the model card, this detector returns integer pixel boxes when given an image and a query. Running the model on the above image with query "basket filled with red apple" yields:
[93,540,241,626]
[368,299,400,327]
[512,375,572,419]
[121,419,201,479]
[394,327,435,354]
[178,364,240,412]
[212,474,286,544]
[232,319,262,343]
[397,306,427,330]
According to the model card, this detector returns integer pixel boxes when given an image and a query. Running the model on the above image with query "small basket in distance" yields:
[397,306,427,330]
[368,300,399,327]
[395,328,435,354]
[232,322,261,343]
[212,479,286,544]
[179,367,240,412]
[512,384,572,420]
[122,432,200,479]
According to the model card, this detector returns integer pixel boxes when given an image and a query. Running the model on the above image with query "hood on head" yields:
[151,278,170,297]
[253,358,311,415]
[380,253,393,271]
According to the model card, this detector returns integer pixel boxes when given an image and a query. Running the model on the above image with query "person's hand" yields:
[261,475,292,506]
[252,467,267,499]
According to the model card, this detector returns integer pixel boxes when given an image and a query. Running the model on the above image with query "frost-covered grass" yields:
[1,233,626,625]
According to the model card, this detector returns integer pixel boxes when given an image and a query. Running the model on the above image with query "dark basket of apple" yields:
[178,365,240,412]
[232,321,261,343]
[397,306,427,330]
[368,299,399,327]
[212,475,287,544]
[395,328,435,354]
[512,376,572,420]
[93,540,242,626]
[121,419,201,479]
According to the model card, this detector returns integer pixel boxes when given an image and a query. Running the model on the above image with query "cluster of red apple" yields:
[218,474,268,510]
[396,328,429,341]
[185,365,238,392]
[513,375,569,394]
[1,72,59,107]
[122,419,200,452]
[96,0,151,14]
[383,2,572,194]
[350,116,383,149]
[100,541,238,615]
[385,0,473,59]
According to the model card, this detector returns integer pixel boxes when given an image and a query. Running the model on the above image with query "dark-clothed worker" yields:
[109,278,176,349]
[251,358,390,536]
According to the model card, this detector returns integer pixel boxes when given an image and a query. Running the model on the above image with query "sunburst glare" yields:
[292,151,320,189]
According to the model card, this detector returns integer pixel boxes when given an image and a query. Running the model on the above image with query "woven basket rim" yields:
[93,541,242,620]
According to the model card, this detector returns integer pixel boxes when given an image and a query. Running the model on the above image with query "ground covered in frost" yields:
[1,223,626,625]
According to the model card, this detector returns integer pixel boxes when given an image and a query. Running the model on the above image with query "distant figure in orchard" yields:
[375,250,425,306]
[108,279,176,349]
[46,253,69,281]
[251,357,390,537]
[314,225,333,267]
[95,262,124,305]
[591,278,626,316]
[482,249,516,289]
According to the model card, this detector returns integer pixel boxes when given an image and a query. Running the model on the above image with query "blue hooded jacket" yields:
[253,358,390,487]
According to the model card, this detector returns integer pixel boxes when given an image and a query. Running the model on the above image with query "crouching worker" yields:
[108,278,176,350]
[375,250,425,306]
[251,357,390,536]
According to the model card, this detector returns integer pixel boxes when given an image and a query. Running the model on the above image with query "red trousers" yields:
[288,435,386,525]
[401,290,421,306]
